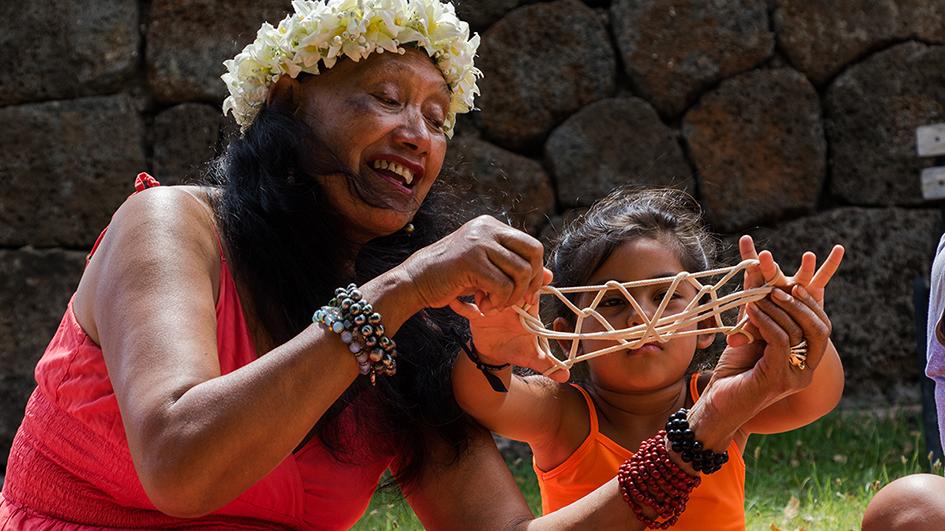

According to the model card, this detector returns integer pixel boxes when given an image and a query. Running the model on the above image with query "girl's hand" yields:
[450,275,570,383]
[729,235,844,346]
[398,216,546,315]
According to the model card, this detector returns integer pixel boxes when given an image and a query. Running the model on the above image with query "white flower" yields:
[221,0,480,137]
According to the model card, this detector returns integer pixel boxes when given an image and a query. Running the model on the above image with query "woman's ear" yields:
[553,316,581,355]
[266,75,302,113]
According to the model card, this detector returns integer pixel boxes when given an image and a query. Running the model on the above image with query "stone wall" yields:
[1,0,943,475]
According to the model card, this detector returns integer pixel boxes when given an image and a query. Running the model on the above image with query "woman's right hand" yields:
[690,283,833,451]
[399,215,547,314]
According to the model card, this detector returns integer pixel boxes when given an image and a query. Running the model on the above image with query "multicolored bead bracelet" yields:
[313,283,397,385]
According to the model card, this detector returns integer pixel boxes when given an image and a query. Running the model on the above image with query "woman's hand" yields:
[399,215,547,314]
[695,283,833,449]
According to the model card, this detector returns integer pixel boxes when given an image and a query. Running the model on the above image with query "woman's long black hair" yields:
[198,104,474,488]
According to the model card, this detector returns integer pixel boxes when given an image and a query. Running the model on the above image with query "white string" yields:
[513,259,773,375]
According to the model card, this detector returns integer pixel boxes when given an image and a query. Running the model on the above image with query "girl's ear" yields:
[553,316,582,355]
[695,317,716,350]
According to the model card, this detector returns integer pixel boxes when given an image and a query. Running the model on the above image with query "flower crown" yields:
[222,0,481,137]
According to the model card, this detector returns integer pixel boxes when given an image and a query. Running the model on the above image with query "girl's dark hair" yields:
[198,105,472,488]
[546,187,720,371]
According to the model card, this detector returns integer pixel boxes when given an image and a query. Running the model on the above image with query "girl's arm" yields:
[737,288,844,435]
[451,304,585,458]
[728,236,845,435]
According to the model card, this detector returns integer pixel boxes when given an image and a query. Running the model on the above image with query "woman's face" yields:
[295,48,451,242]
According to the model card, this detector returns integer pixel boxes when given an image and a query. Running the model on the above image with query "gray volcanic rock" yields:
[683,69,825,232]
[0,95,146,247]
[148,0,292,102]
[0,249,86,382]
[774,0,945,85]
[454,0,524,31]
[444,136,555,235]
[826,43,945,206]
[476,0,616,150]
[0,1,139,106]
[751,207,942,406]
[153,103,225,185]
[611,0,773,117]
[547,97,693,208]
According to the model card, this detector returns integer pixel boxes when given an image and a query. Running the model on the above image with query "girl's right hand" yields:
[399,215,546,314]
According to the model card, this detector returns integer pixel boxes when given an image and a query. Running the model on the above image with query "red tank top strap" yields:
[569,384,599,434]
[86,173,161,264]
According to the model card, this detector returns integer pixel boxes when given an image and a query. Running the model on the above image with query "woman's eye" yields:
[374,94,401,107]
[426,115,446,131]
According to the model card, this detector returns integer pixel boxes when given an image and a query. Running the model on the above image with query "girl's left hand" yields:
[450,268,570,382]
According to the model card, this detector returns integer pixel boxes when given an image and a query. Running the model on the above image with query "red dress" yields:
[0,174,393,529]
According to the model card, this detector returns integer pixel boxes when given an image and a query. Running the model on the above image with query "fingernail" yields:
[773,289,790,301]
[794,285,809,298]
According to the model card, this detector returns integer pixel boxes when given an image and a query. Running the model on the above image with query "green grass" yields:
[354,409,941,530]
[743,408,941,530]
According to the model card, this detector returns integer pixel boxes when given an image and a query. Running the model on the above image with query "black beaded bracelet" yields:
[665,408,729,474]
[314,283,397,385]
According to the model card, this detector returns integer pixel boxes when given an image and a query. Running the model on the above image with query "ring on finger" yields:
[788,340,808,370]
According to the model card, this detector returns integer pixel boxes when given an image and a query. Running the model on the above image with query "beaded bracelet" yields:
[665,408,729,474]
[618,429,701,529]
[313,283,397,385]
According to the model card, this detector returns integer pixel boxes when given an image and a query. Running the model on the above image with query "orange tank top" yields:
[534,374,746,529]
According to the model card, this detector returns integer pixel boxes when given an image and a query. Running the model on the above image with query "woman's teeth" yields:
[372,160,414,186]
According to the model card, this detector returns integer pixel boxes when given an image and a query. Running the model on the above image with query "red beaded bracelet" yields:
[617,430,701,529]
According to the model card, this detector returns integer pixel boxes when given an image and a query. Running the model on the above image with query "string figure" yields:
[513,259,774,376]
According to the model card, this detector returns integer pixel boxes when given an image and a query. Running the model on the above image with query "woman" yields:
[0,1,835,528]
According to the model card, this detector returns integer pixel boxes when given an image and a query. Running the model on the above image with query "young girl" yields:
[451,188,844,529]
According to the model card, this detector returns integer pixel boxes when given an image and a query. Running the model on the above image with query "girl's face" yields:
[570,237,713,393]
[295,48,451,242]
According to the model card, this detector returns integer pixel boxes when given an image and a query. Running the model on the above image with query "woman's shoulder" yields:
[73,185,224,342]
[105,185,220,252]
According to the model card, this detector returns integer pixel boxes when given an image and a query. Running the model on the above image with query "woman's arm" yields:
[76,192,546,517]
[729,237,845,436]
[76,187,421,516]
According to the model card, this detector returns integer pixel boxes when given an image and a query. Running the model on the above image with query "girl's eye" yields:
[599,297,626,308]
[655,291,685,303]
